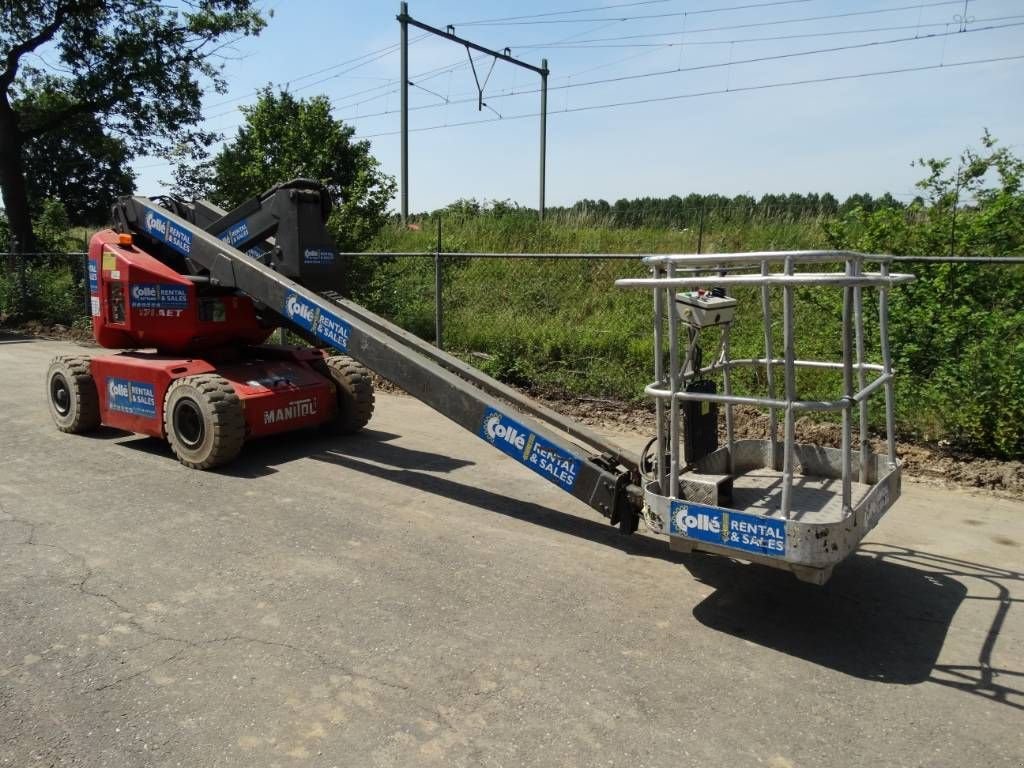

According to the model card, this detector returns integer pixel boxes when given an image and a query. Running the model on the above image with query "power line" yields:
[134,52,1022,171]
[357,54,1024,138]
[454,0,672,26]
[325,12,1022,116]
[322,12,615,119]
[201,35,429,117]
[206,8,637,126]
[512,0,976,44]
[202,42,401,110]
[461,0,818,26]
[526,14,1024,48]
[337,22,1023,122]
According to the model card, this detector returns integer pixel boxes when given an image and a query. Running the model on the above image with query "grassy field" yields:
[360,211,1022,458]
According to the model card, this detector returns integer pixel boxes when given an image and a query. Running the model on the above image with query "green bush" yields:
[826,133,1024,456]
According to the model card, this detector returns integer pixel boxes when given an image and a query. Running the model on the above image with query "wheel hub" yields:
[173,399,205,449]
[50,374,71,416]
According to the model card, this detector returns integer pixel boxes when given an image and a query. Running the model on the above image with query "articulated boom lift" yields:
[45,180,913,583]
[46,180,641,530]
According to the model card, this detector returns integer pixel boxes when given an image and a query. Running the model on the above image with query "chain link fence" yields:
[350,252,654,397]
[0,251,89,328]
[3,245,1022,455]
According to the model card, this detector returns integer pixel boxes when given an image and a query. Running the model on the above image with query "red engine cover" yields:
[88,229,272,353]
[90,350,338,440]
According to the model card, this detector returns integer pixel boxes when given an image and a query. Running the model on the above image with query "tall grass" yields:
[359,213,841,402]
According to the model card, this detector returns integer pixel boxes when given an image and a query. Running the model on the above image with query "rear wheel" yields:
[323,355,374,434]
[46,355,100,433]
[163,374,245,469]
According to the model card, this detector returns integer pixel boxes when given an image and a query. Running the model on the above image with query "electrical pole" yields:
[399,1,409,224]
[397,4,549,221]
[539,58,548,221]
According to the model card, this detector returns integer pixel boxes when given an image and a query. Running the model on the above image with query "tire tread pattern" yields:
[48,355,100,433]
[163,373,245,469]
[324,355,375,434]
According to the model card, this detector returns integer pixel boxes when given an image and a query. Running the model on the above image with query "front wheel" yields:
[163,374,246,469]
[322,355,374,434]
[46,355,100,433]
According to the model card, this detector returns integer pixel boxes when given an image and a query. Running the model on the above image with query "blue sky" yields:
[136,0,1024,211]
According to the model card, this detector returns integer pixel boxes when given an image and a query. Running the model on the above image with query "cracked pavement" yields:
[1,337,1022,767]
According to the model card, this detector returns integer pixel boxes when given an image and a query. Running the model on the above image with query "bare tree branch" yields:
[0,2,75,92]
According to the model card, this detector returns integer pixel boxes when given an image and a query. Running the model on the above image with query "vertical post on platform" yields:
[538,59,548,221]
[434,216,443,349]
[399,1,409,225]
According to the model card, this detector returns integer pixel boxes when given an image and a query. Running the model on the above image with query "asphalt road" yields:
[1,337,1022,768]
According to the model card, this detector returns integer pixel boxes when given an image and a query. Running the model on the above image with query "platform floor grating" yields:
[703,468,870,524]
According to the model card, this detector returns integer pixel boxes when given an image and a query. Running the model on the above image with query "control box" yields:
[675,291,737,327]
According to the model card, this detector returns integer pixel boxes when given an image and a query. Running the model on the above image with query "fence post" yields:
[12,235,27,318]
[696,200,706,254]
[434,216,443,349]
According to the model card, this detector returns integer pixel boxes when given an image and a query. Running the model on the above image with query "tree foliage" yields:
[21,111,135,225]
[0,0,265,247]
[827,132,1024,457]
[206,87,396,253]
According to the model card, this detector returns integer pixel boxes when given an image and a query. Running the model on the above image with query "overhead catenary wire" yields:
[524,14,1024,48]
[459,0,819,26]
[511,0,980,43]
[335,22,1023,122]
[201,34,430,116]
[355,54,1024,139]
[132,48,1021,172]
[196,0,986,123]
[214,10,640,125]
[324,12,1018,117]
[453,0,673,26]
[202,40,427,120]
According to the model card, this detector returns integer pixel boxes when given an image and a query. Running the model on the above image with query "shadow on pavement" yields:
[309,438,1022,710]
[113,426,475,478]
[113,420,1023,711]
[685,549,962,684]
[684,544,1021,708]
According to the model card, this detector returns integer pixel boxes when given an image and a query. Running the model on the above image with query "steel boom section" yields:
[115,196,634,523]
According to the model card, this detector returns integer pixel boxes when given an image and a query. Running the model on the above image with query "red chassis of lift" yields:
[90,347,338,440]
[45,229,372,469]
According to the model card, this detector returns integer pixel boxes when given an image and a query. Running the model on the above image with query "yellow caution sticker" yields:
[102,249,117,272]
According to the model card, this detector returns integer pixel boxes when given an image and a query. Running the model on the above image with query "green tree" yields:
[21,111,135,225]
[0,0,265,249]
[207,87,395,253]
[827,132,1024,457]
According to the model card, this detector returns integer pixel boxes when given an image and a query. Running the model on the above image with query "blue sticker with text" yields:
[142,209,193,255]
[219,218,251,247]
[480,408,580,491]
[88,260,98,292]
[669,501,786,557]
[283,292,351,352]
[129,283,189,309]
[106,377,157,418]
[303,248,336,265]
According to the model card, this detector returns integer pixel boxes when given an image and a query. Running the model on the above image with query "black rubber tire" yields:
[323,355,375,434]
[163,374,246,469]
[46,355,100,434]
